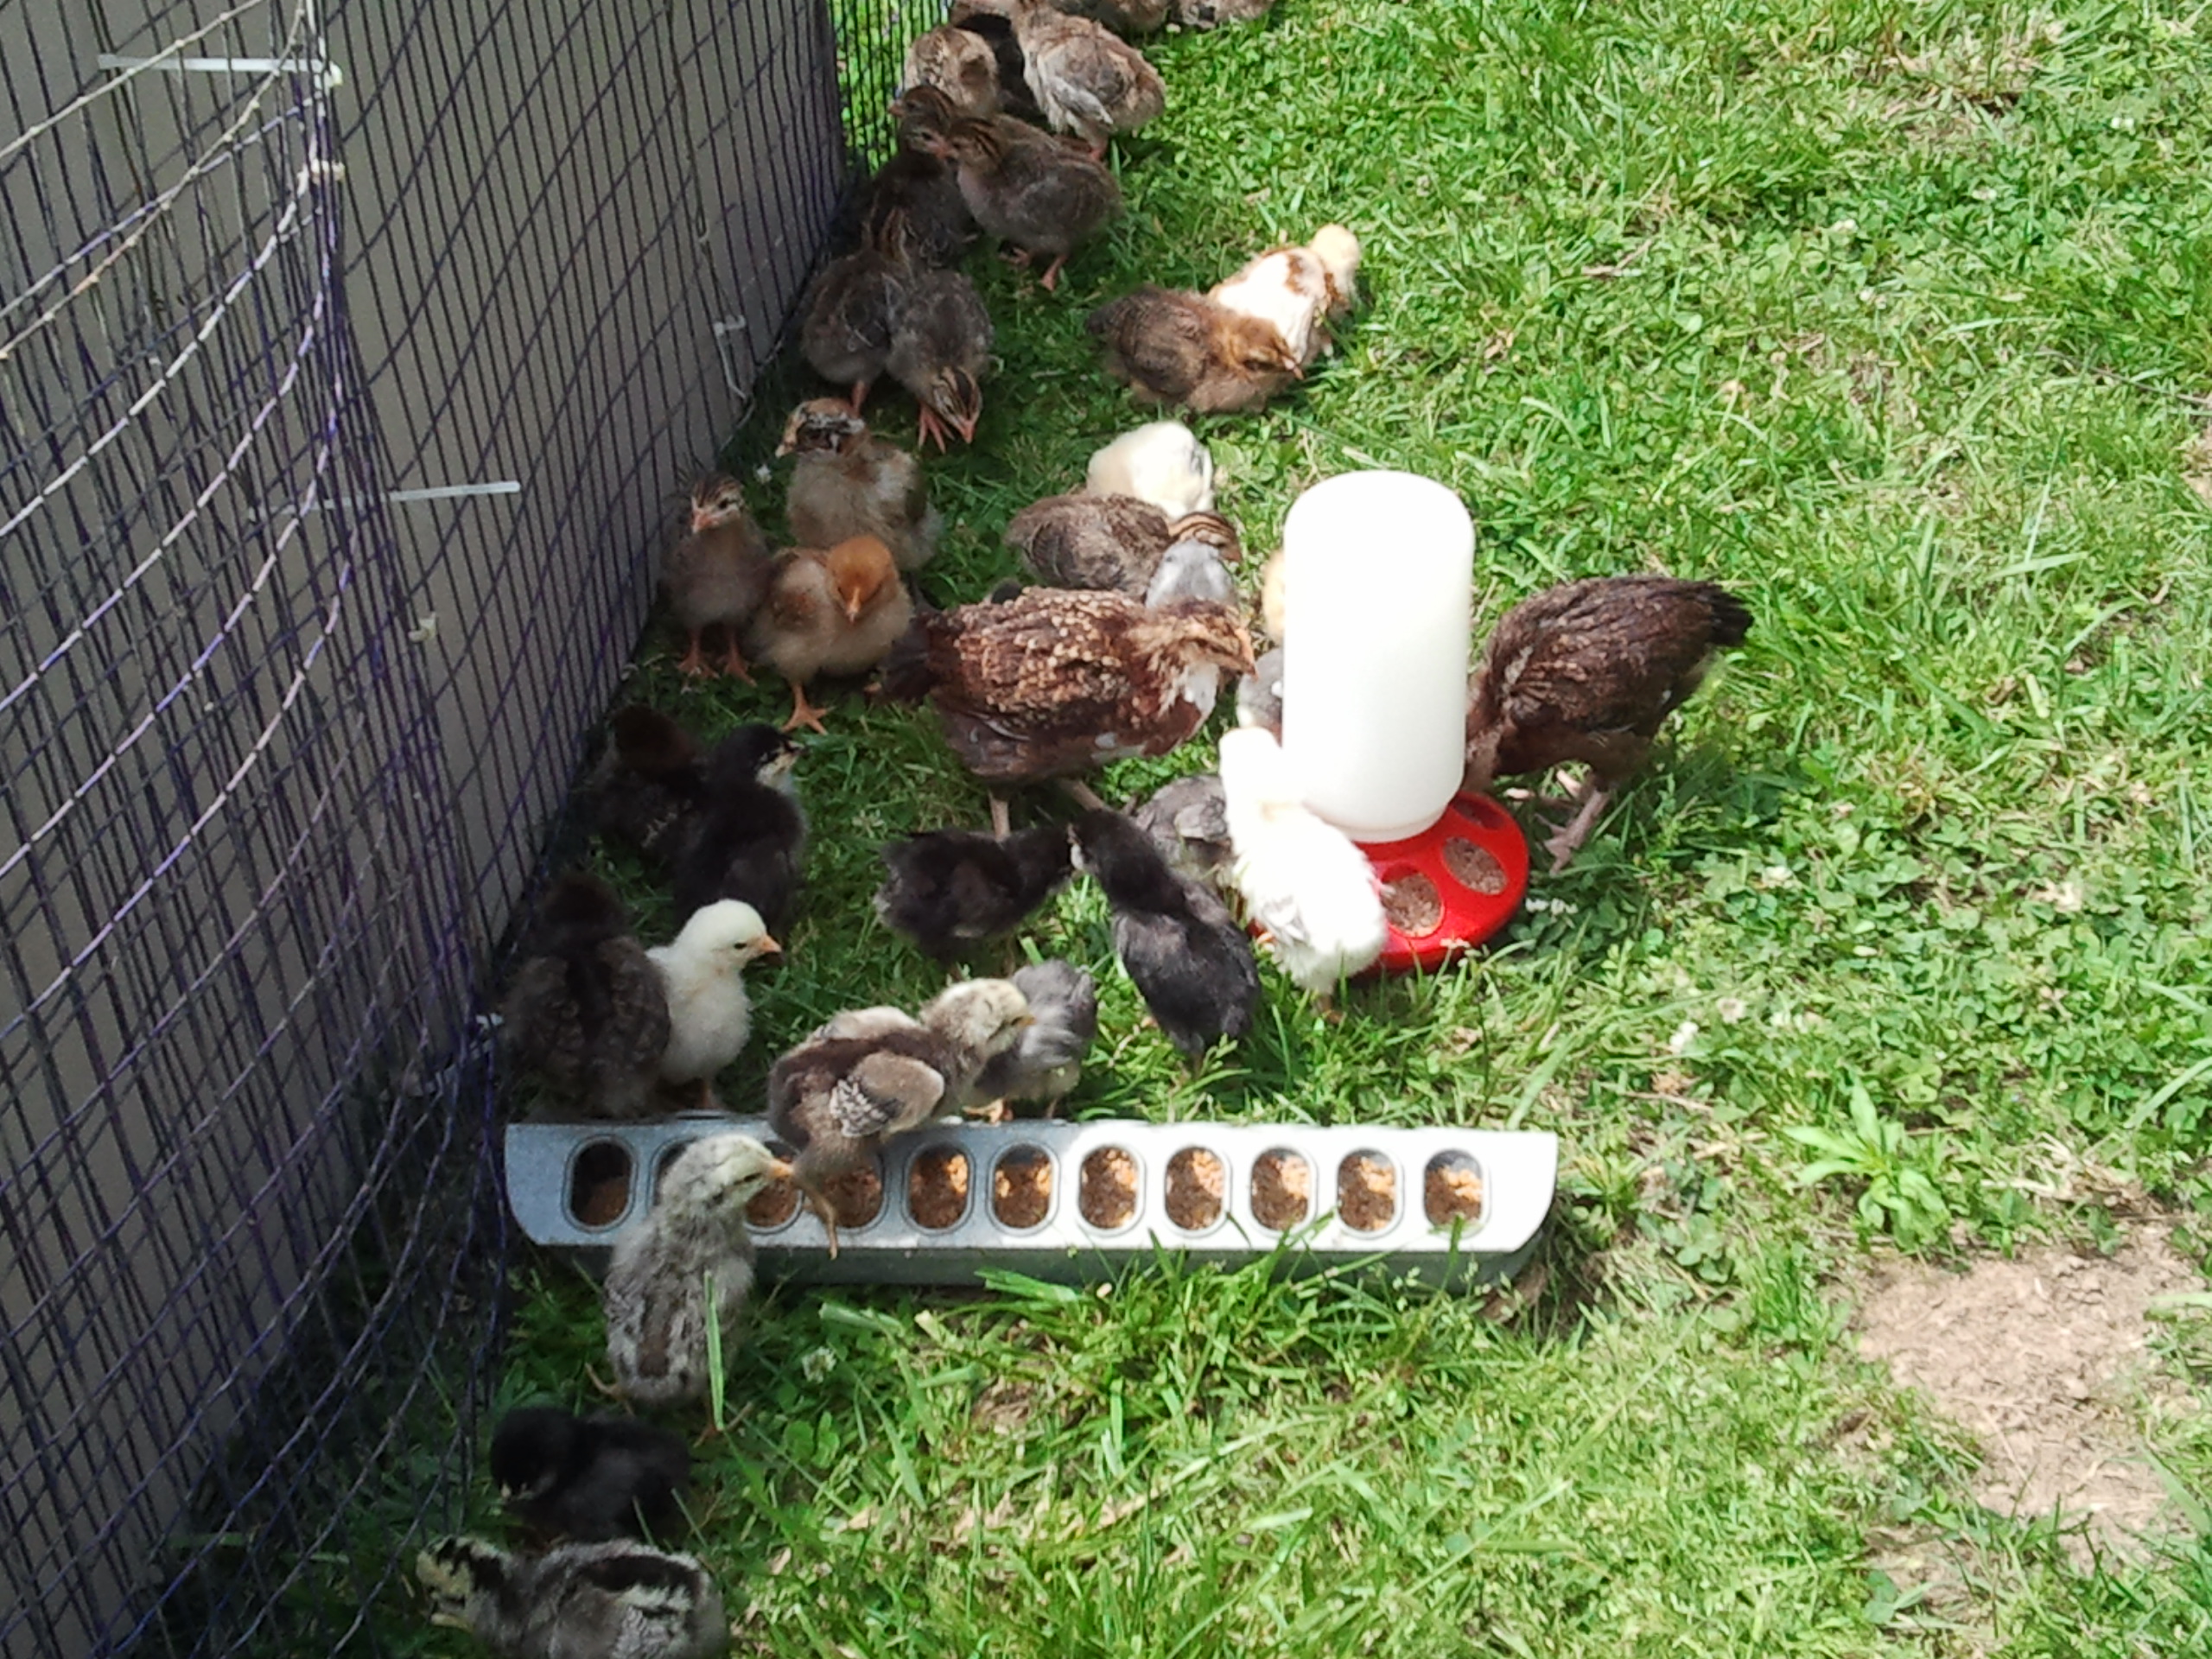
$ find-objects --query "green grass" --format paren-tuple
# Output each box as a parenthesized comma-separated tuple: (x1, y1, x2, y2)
(398, 0, 2212, 1652)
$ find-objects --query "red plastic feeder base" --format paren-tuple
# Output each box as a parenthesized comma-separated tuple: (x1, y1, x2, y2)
(1355, 793, 1530, 976)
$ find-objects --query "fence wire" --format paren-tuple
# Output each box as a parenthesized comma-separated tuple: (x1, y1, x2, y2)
(0, 0, 875, 1649)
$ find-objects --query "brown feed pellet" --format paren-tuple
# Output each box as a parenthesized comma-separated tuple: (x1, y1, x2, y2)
(907, 1147, 970, 1230)
(1080, 1147, 1138, 1229)
(1423, 1158, 1485, 1226)
(1336, 1153, 1397, 1232)
(1442, 836, 1508, 896)
(569, 1143, 631, 1228)
(991, 1147, 1053, 1229)
(1249, 1150, 1313, 1229)
(823, 1161, 884, 1229)
(1381, 870, 1443, 936)
(1165, 1147, 1225, 1230)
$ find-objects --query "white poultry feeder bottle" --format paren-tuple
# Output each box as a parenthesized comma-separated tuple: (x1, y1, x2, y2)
(505, 1116, 1558, 1290)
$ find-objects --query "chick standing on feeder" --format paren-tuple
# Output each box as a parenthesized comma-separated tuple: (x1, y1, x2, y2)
(1217, 726, 1388, 1008)
(747, 532, 912, 734)
(1070, 809, 1259, 1058)
(488, 1406, 690, 1544)
(1085, 419, 1215, 515)
(663, 474, 773, 680)
(776, 399, 942, 573)
(645, 899, 781, 1113)
(669, 725, 806, 934)
(768, 980, 1033, 1255)
(1462, 575, 1754, 871)
(957, 959, 1099, 1119)
(872, 823, 1074, 963)
(416, 1536, 726, 1659)
(500, 873, 671, 1121)
(601, 1133, 791, 1410)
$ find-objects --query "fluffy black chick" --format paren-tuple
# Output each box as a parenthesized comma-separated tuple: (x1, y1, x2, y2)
(1070, 809, 1259, 1057)
(669, 724, 807, 932)
(488, 1406, 690, 1543)
(575, 706, 707, 867)
(499, 873, 671, 1118)
(872, 824, 1073, 962)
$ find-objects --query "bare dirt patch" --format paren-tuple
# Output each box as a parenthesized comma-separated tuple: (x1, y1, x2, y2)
(1854, 1224, 2200, 1560)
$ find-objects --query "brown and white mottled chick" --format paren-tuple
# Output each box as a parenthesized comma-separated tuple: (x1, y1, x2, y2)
(767, 979, 1033, 1254)
(776, 399, 941, 573)
(861, 92, 979, 270)
(747, 534, 913, 734)
(922, 114, 1122, 290)
(1173, 0, 1273, 23)
(901, 22, 1001, 117)
(887, 264, 994, 450)
(1004, 492, 1238, 594)
(1001, 0, 1166, 156)
(1086, 287, 1302, 413)
(500, 873, 671, 1120)
(1463, 575, 1754, 871)
(798, 222, 907, 412)
(880, 588, 1255, 812)
(1049, 0, 1170, 35)
(663, 474, 773, 680)
(1209, 225, 1362, 368)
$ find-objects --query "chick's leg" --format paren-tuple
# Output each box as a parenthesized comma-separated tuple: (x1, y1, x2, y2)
(1038, 254, 1068, 292)
(1543, 778, 1617, 873)
(782, 681, 831, 735)
(915, 405, 949, 454)
(988, 794, 1012, 839)
(718, 632, 756, 684)
(800, 1184, 842, 1260)
(1059, 779, 1109, 812)
(677, 629, 711, 677)
(849, 379, 872, 415)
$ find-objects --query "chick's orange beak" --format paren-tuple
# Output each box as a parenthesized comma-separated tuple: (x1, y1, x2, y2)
(690, 508, 714, 533)
(758, 934, 783, 957)
(766, 1159, 795, 1183)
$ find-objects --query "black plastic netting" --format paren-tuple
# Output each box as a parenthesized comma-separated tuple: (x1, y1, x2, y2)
(1, 0, 895, 1650)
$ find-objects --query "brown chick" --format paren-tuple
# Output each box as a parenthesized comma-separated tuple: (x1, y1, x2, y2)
(776, 399, 942, 573)
(747, 534, 914, 734)
(575, 705, 705, 866)
(1004, 493, 1238, 594)
(1086, 286, 1302, 413)
(901, 22, 1001, 117)
(1463, 575, 1754, 871)
(880, 590, 1255, 824)
(1173, 0, 1273, 23)
(1003, 0, 1166, 156)
(863, 92, 980, 269)
(663, 474, 774, 679)
(1049, 0, 1169, 35)
(922, 114, 1122, 291)
(1209, 225, 1362, 367)
(798, 222, 907, 412)
(887, 264, 994, 450)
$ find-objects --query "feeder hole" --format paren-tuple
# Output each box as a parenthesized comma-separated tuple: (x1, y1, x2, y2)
(1079, 1147, 1139, 1230)
(1249, 1149, 1312, 1230)
(908, 1146, 971, 1230)
(1165, 1147, 1225, 1231)
(568, 1141, 632, 1229)
(745, 1140, 801, 1230)
(1423, 1152, 1485, 1228)
(823, 1160, 885, 1230)
(992, 1146, 1053, 1230)
(1442, 836, 1508, 896)
(1336, 1152, 1397, 1232)
(1380, 870, 1443, 937)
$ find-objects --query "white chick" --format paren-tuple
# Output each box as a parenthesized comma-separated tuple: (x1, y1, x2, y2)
(416, 1535, 726, 1659)
(1084, 419, 1215, 515)
(646, 899, 781, 1111)
(1209, 225, 1362, 368)
(602, 1133, 789, 1408)
(1142, 535, 1235, 608)
(1217, 726, 1388, 1005)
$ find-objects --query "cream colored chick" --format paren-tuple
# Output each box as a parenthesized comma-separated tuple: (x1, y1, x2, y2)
(1209, 226, 1361, 368)
(416, 1536, 727, 1659)
(1085, 420, 1214, 514)
(602, 1133, 790, 1409)
(646, 899, 781, 1112)
(747, 533, 914, 732)
(1217, 727, 1387, 1006)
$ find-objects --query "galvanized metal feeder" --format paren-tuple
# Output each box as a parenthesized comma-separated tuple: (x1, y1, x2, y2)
(505, 1116, 1558, 1290)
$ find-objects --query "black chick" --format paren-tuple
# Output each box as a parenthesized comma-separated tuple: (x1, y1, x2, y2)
(489, 1406, 690, 1543)
(872, 824, 1073, 962)
(668, 725, 807, 932)
(1070, 809, 1259, 1058)
(575, 706, 707, 867)
(499, 873, 671, 1118)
